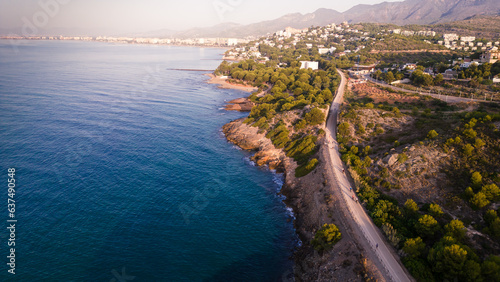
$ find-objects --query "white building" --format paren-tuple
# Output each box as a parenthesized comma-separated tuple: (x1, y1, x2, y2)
(300, 61, 319, 70)
(443, 33, 459, 41)
(461, 36, 476, 42)
(227, 38, 238, 46)
(318, 47, 337, 54)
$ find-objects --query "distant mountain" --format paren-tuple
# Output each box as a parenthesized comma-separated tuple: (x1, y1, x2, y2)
(344, 0, 499, 25)
(169, 0, 499, 38)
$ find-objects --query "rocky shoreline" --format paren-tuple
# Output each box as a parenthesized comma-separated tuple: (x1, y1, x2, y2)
(223, 118, 380, 281)
(209, 70, 380, 280)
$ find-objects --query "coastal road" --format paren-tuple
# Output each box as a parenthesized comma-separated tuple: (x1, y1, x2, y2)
(324, 70, 412, 282)
(364, 75, 492, 104)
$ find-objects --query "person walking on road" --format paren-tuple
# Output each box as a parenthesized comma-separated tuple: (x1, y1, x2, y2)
(376, 243, 379, 249)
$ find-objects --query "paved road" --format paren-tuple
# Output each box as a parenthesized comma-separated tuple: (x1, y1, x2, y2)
(324, 70, 412, 282)
(364, 75, 494, 104)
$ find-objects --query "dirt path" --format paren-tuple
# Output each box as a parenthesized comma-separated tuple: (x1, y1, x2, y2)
(324, 70, 413, 282)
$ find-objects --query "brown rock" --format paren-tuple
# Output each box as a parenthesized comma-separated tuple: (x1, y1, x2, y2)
(223, 119, 286, 169)
(224, 98, 255, 112)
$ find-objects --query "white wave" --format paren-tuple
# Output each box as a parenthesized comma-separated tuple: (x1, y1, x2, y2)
(243, 156, 256, 166)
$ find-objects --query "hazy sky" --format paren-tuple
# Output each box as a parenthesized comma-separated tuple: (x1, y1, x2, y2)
(0, 0, 401, 33)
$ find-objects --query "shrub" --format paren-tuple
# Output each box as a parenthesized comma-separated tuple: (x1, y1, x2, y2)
(403, 237, 426, 258)
(404, 199, 419, 214)
(481, 184, 500, 201)
(305, 108, 326, 126)
(398, 153, 408, 164)
(312, 223, 342, 251)
(252, 117, 267, 128)
(294, 119, 307, 130)
(382, 223, 400, 247)
(429, 203, 444, 217)
(356, 124, 366, 135)
(415, 214, 440, 238)
(286, 135, 317, 162)
(471, 172, 482, 188)
(295, 158, 319, 177)
(266, 123, 290, 148)
(463, 144, 474, 156)
(470, 192, 490, 209)
(444, 219, 466, 241)
(427, 130, 439, 139)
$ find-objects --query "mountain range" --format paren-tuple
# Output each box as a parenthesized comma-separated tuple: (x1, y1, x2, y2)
(166, 0, 500, 38)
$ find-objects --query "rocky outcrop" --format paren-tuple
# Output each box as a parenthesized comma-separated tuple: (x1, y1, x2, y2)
(222, 118, 287, 171)
(224, 98, 255, 112)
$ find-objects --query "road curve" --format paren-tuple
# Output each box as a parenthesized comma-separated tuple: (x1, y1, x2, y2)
(324, 70, 412, 282)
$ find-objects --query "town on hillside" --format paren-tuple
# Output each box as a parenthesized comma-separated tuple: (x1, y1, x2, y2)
(222, 22, 499, 101)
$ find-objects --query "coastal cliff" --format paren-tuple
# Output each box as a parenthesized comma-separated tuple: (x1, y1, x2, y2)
(223, 118, 381, 281)
(222, 119, 288, 171)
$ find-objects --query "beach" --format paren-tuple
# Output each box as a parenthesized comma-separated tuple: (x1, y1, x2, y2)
(205, 73, 257, 92)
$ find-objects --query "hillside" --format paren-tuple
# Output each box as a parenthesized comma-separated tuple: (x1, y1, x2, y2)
(338, 82, 500, 281)
(430, 15, 500, 39)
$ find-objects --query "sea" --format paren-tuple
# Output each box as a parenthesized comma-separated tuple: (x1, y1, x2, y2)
(0, 40, 297, 281)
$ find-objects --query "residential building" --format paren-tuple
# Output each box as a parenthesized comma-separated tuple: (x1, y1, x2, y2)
(481, 49, 499, 63)
(461, 36, 475, 42)
(300, 61, 319, 70)
(443, 33, 459, 41)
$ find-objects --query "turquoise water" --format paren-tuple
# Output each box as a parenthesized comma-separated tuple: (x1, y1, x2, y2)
(0, 40, 296, 281)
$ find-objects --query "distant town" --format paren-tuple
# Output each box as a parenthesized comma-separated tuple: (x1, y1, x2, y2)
(0, 34, 247, 47)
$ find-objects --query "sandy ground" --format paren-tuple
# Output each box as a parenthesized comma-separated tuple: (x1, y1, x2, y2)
(204, 73, 257, 93)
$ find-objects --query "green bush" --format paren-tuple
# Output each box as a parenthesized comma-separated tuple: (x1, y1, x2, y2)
(470, 192, 490, 210)
(481, 184, 500, 201)
(286, 135, 317, 163)
(312, 223, 342, 251)
(403, 237, 426, 258)
(295, 158, 319, 177)
(427, 130, 439, 139)
(294, 119, 307, 130)
(398, 153, 408, 164)
(305, 108, 326, 126)
(415, 214, 440, 238)
(266, 123, 290, 148)
(429, 203, 444, 217)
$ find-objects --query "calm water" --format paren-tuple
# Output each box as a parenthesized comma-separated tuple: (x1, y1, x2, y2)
(0, 40, 296, 281)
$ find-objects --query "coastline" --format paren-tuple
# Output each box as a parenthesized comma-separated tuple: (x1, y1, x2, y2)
(222, 117, 380, 280)
(218, 96, 380, 280)
(204, 73, 257, 93)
